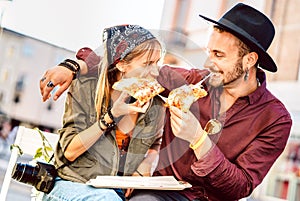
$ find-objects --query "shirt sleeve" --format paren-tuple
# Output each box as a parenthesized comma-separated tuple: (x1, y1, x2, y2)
(58, 76, 98, 151)
(157, 65, 209, 96)
(76, 47, 101, 77)
(190, 114, 292, 199)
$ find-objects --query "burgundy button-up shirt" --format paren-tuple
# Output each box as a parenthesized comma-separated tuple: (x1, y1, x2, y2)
(155, 66, 292, 201)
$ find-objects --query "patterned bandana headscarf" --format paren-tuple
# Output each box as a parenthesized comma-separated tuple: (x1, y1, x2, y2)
(102, 24, 155, 66)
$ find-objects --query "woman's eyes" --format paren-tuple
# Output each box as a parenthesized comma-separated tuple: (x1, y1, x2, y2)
(143, 62, 156, 66)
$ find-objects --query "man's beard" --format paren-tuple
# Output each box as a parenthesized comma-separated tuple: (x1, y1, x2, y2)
(209, 57, 244, 87)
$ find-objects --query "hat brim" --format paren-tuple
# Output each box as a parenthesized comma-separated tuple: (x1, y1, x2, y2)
(199, 14, 277, 72)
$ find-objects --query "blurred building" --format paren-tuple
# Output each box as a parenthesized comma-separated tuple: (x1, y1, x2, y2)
(0, 28, 74, 131)
(160, 0, 300, 81)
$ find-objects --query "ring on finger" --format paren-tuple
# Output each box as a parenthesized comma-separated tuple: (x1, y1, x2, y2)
(47, 81, 55, 88)
(40, 77, 46, 82)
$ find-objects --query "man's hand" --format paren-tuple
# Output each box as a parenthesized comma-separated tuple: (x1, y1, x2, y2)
(170, 106, 213, 158)
(39, 66, 73, 102)
(169, 106, 202, 143)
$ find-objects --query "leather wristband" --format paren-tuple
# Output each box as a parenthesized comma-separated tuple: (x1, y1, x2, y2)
(58, 59, 81, 79)
(189, 130, 208, 150)
(65, 59, 80, 71)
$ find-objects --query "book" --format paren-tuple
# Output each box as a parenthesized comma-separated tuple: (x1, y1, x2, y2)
(86, 175, 192, 190)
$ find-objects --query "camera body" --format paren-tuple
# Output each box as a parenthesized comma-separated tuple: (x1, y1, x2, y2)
(11, 161, 57, 193)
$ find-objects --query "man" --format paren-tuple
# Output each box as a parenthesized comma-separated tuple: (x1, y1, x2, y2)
(40, 3, 292, 201)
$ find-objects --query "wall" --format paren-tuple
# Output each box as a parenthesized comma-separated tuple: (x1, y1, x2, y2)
(0, 28, 74, 130)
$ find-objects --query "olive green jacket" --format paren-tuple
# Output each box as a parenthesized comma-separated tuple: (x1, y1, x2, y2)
(54, 76, 165, 183)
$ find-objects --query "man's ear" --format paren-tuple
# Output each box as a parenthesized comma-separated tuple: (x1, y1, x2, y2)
(244, 52, 258, 68)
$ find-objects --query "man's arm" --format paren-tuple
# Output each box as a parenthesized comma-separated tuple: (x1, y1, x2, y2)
(40, 47, 100, 102)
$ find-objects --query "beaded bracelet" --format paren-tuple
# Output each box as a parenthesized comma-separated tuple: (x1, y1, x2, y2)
(189, 130, 208, 150)
(100, 112, 116, 129)
(107, 107, 115, 122)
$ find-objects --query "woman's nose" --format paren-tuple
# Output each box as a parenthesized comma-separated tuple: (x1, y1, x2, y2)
(150, 65, 159, 77)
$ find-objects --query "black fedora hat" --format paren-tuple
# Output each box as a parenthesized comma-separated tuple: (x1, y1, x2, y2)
(199, 3, 277, 72)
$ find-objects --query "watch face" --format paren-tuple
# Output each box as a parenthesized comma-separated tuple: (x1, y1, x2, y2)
(204, 119, 222, 135)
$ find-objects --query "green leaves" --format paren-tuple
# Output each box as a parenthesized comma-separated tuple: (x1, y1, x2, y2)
(33, 128, 55, 163)
(10, 144, 23, 155)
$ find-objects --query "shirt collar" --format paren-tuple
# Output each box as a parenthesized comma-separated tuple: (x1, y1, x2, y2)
(206, 69, 267, 105)
(247, 69, 266, 105)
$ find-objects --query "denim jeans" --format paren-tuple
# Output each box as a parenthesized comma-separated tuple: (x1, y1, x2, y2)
(42, 177, 125, 201)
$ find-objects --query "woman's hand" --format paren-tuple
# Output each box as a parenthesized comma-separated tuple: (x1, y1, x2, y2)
(111, 92, 150, 118)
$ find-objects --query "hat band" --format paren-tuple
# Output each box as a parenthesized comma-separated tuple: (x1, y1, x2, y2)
(218, 18, 265, 51)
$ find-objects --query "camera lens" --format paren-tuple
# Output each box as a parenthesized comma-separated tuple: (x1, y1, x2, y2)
(11, 161, 57, 193)
(11, 162, 39, 186)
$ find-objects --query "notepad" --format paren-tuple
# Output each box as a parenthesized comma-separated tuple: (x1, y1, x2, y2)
(86, 176, 192, 190)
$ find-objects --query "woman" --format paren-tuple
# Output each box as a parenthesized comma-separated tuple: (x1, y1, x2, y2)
(42, 24, 166, 201)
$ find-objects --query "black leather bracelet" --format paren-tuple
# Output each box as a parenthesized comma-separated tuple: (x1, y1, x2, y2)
(58, 61, 78, 80)
(58, 62, 76, 71)
(107, 107, 115, 122)
(65, 59, 80, 71)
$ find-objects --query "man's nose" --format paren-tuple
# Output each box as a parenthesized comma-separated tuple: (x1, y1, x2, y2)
(204, 57, 214, 69)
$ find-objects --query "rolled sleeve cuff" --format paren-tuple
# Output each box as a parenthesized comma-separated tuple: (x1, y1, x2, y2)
(76, 47, 101, 77)
(77, 122, 102, 145)
(191, 145, 225, 176)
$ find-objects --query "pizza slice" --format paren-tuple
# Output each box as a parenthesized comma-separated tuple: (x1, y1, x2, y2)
(164, 84, 207, 112)
(112, 77, 165, 104)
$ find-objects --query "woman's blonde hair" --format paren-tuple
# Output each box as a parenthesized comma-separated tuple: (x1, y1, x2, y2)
(95, 38, 163, 120)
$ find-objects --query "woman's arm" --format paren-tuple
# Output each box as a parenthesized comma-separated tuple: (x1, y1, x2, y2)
(58, 77, 103, 161)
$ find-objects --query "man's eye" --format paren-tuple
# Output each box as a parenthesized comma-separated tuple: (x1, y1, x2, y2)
(215, 52, 223, 58)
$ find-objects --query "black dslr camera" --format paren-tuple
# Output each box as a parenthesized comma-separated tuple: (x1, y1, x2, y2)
(11, 161, 57, 193)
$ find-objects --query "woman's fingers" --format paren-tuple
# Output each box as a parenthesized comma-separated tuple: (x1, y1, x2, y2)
(128, 101, 150, 113)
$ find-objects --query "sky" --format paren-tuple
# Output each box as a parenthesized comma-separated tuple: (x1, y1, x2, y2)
(0, 0, 165, 51)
